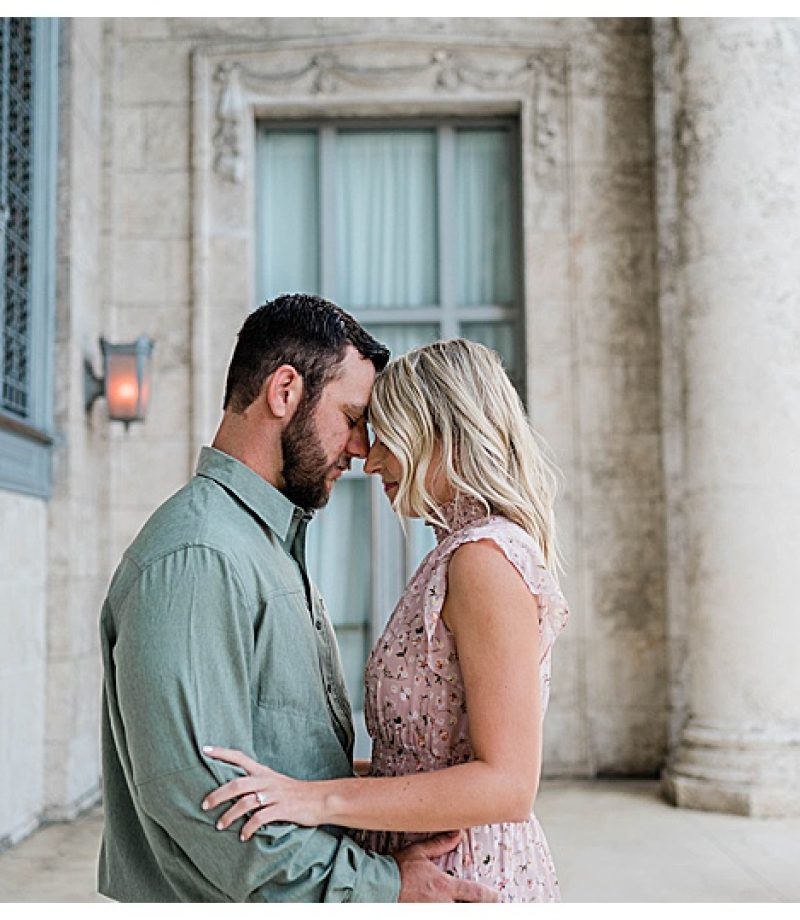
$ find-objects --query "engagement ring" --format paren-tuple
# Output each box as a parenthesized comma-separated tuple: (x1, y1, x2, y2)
(255, 792, 268, 806)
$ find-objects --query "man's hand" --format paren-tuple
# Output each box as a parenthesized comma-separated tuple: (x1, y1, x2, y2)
(393, 831, 500, 902)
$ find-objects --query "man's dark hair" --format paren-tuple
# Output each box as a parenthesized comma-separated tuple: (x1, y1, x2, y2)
(223, 293, 390, 413)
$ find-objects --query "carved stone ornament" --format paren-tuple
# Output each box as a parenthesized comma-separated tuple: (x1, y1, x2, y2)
(214, 61, 245, 183)
(212, 47, 566, 184)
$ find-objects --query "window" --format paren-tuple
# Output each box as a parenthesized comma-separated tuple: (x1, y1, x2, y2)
(255, 119, 522, 754)
(0, 18, 59, 498)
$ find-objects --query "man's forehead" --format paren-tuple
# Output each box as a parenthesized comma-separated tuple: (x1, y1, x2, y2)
(332, 347, 376, 391)
(317, 351, 374, 413)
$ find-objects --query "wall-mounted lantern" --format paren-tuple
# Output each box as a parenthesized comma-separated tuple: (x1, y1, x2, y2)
(84, 336, 155, 429)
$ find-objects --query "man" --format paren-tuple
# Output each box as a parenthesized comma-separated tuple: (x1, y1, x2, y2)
(98, 294, 496, 903)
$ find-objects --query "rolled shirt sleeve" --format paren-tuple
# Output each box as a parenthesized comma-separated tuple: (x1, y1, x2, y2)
(108, 545, 400, 902)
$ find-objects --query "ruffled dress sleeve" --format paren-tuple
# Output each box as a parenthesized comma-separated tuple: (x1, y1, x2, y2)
(420, 517, 569, 675)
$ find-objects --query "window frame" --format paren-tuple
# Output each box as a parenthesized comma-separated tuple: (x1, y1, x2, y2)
(0, 17, 59, 498)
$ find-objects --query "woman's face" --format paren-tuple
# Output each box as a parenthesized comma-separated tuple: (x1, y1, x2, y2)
(363, 436, 403, 504)
(364, 435, 453, 512)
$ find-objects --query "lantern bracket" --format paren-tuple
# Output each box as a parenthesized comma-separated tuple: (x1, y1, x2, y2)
(84, 357, 105, 412)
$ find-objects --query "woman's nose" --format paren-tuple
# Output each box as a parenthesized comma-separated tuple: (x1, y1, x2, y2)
(364, 441, 382, 474)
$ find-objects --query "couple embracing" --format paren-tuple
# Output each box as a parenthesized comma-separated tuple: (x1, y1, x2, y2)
(98, 293, 568, 903)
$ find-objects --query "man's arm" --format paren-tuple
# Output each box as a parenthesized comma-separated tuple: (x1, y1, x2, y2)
(112, 544, 399, 902)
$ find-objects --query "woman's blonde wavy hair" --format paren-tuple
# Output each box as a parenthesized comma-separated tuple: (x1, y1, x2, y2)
(369, 338, 563, 573)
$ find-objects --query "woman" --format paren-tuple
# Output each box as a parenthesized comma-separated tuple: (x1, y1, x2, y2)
(202, 339, 569, 902)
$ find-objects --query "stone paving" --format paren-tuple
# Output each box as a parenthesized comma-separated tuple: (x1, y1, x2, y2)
(1, 779, 799, 902)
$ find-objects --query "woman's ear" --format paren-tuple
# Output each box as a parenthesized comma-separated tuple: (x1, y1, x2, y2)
(265, 364, 304, 420)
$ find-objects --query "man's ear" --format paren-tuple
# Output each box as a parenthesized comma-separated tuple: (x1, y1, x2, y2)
(265, 364, 304, 420)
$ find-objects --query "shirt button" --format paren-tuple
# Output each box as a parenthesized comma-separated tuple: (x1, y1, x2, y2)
(315, 620, 323, 630)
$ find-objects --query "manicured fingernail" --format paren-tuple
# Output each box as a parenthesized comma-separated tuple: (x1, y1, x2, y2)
(240, 833, 246, 841)
(216, 821, 223, 830)
(201, 801, 209, 810)
(202, 745, 213, 753)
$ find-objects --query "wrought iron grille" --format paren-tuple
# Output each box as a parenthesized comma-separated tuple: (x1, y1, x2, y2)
(0, 17, 33, 418)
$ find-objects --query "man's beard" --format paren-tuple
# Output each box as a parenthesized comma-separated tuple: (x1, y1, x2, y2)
(281, 398, 332, 511)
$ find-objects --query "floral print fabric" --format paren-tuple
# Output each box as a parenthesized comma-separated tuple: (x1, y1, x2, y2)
(356, 498, 569, 902)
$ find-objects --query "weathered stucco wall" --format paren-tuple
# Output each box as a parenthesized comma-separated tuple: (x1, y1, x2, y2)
(0, 17, 110, 848)
(564, 20, 666, 774)
(45, 17, 110, 821)
(0, 492, 47, 846)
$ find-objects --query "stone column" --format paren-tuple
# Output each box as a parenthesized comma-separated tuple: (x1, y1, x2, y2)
(661, 18, 800, 816)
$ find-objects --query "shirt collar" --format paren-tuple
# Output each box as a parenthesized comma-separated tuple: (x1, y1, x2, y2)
(195, 446, 313, 543)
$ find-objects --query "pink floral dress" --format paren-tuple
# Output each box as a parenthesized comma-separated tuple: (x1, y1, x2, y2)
(355, 497, 569, 902)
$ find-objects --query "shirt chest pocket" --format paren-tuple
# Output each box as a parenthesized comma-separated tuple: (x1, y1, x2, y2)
(253, 588, 324, 713)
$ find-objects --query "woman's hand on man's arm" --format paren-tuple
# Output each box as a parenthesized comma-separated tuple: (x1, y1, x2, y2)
(201, 746, 326, 837)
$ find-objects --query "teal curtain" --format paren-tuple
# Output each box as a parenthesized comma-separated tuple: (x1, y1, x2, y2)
(255, 130, 319, 300)
(336, 131, 438, 308)
(455, 129, 514, 306)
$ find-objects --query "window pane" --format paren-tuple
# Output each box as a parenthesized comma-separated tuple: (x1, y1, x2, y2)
(365, 322, 439, 359)
(306, 477, 370, 710)
(255, 130, 319, 300)
(336, 131, 437, 308)
(334, 627, 369, 713)
(407, 516, 437, 576)
(461, 321, 518, 383)
(1, 18, 34, 418)
(455, 129, 513, 306)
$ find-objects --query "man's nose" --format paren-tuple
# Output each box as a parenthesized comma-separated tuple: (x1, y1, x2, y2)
(347, 418, 370, 459)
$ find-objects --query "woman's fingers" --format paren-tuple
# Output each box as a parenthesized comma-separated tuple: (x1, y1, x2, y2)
(214, 792, 272, 830)
(202, 774, 262, 811)
(201, 746, 273, 812)
(202, 745, 258, 772)
(199, 747, 296, 835)
(240, 805, 287, 840)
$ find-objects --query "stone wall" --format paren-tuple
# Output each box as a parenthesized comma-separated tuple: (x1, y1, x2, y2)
(558, 19, 666, 774)
(106, 17, 197, 570)
(0, 17, 112, 848)
(44, 17, 110, 821)
(0, 493, 47, 846)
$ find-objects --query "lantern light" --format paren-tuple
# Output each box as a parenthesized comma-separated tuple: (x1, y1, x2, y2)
(84, 336, 155, 429)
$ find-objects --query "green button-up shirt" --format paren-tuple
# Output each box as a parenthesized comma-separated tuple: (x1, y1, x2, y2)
(98, 446, 400, 902)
